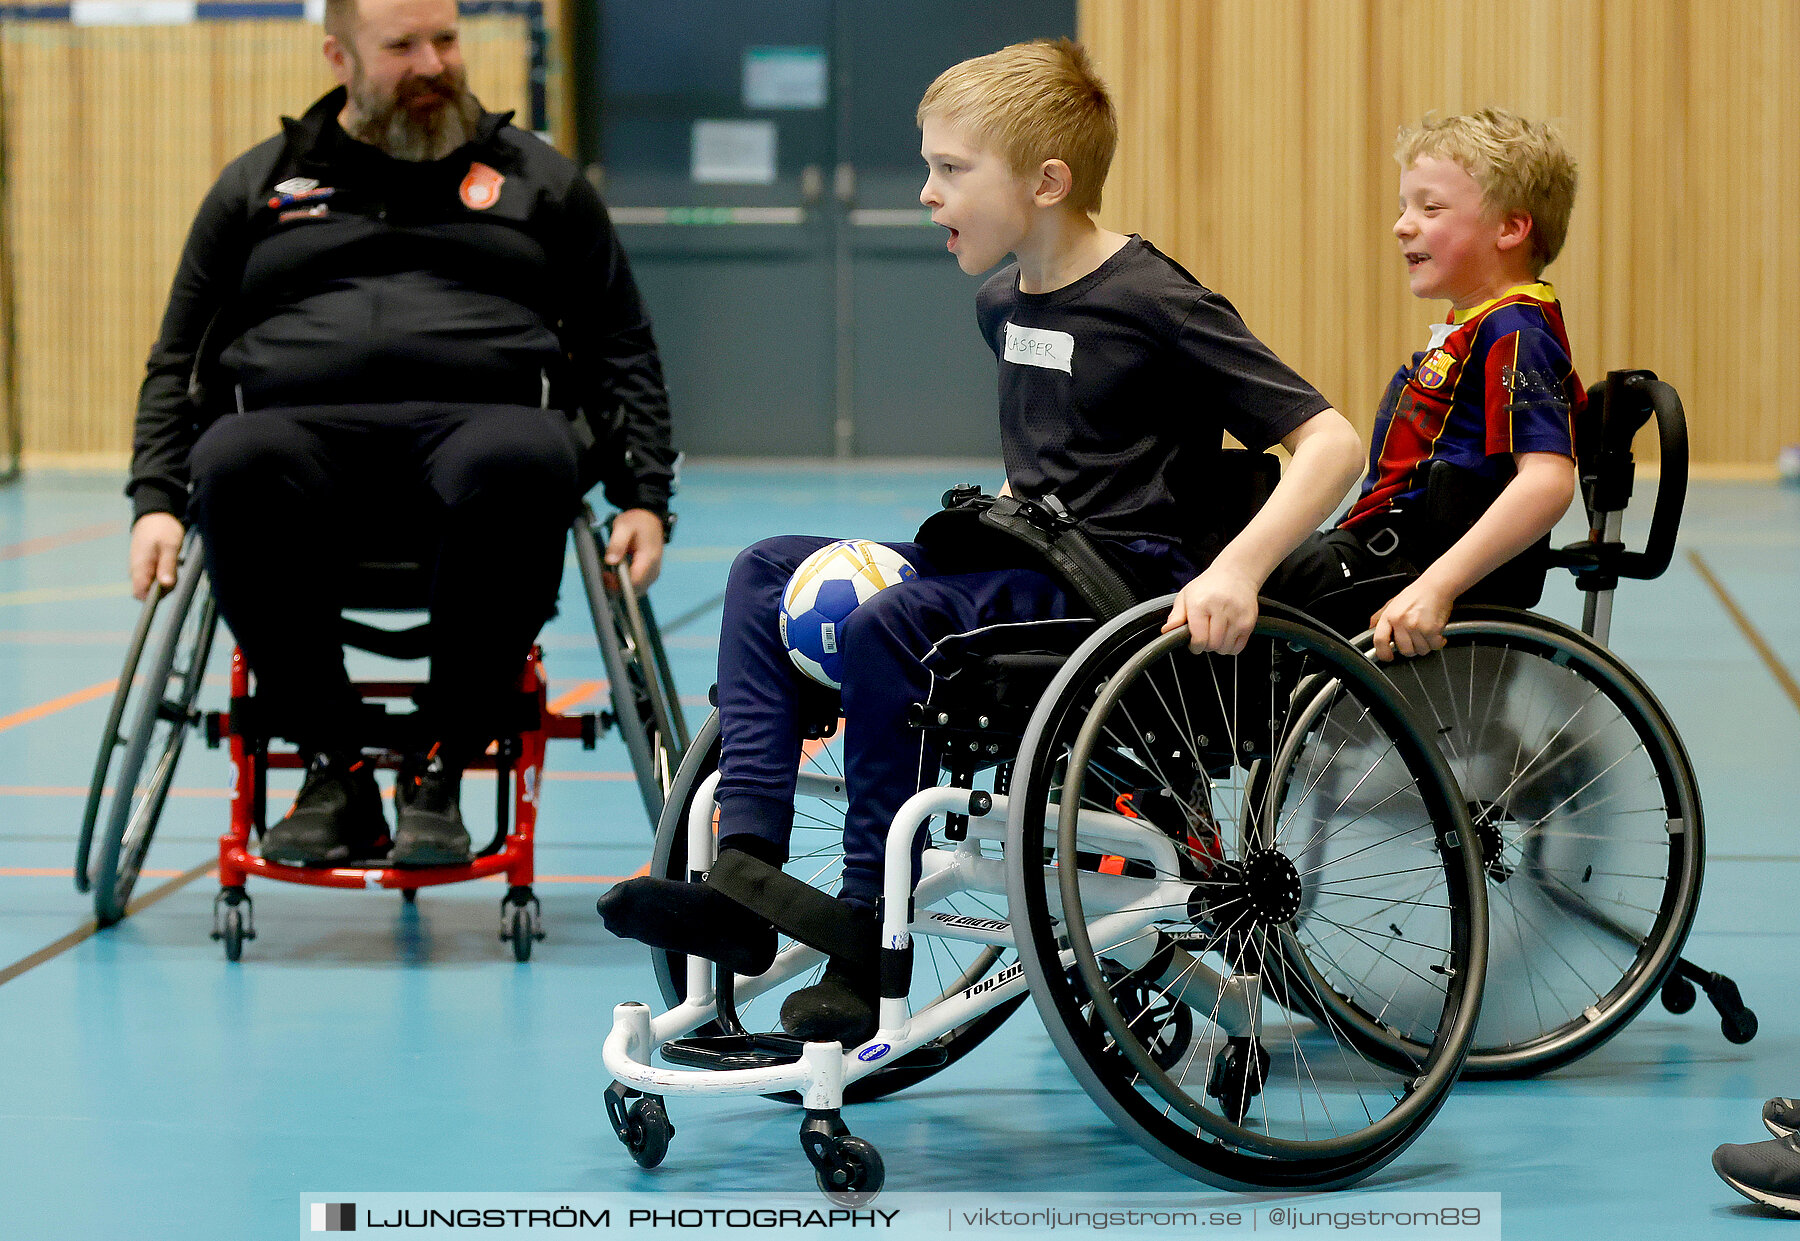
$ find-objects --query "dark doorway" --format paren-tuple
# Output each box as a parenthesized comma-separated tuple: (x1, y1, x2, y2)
(577, 0, 1077, 458)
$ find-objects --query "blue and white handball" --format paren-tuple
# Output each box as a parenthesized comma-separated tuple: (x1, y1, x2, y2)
(779, 540, 918, 688)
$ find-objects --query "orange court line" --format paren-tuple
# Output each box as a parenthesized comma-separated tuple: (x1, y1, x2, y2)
(0, 866, 627, 883)
(0, 866, 190, 878)
(0, 771, 636, 798)
(0, 520, 125, 562)
(532, 874, 630, 884)
(461, 770, 633, 782)
(547, 679, 607, 713)
(0, 785, 229, 798)
(0, 679, 117, 735)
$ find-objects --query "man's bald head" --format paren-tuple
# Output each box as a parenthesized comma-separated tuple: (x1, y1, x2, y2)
(323, 0, 481, 161)
(323, 0, 357, 42)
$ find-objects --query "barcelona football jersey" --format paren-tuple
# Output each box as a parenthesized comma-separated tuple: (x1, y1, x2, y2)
(1342, 282, 1582, 530)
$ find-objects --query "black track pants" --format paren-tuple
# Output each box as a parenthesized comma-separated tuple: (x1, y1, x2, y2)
(189, 402, 581, 756)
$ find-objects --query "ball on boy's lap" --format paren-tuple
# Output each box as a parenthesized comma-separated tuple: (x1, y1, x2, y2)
(779, 540, 917, 688)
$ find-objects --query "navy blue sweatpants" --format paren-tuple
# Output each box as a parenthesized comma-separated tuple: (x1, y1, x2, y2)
(712, 534, 1200, 908)
(711, 536, 1077, 908)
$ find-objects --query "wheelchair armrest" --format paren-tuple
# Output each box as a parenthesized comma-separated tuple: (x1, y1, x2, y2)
(1567, 369, 1689, 584)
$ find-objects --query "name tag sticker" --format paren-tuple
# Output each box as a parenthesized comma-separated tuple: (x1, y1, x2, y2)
(1002, 323, 1074, 374)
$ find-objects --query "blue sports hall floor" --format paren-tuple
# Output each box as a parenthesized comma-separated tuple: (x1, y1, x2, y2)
(1, 463, 1797, 1239)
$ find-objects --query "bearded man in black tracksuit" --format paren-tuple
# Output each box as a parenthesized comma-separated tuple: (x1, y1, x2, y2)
(125, 0, 676, 868)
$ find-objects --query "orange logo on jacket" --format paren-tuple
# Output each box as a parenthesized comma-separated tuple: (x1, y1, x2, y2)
(460, 162, 505, 210)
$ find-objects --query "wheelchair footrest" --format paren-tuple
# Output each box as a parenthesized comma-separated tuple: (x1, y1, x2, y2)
(660, 1032, 807, 1070)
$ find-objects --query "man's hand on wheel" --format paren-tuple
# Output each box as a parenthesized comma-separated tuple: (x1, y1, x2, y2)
(606, 508, 666, 591)
(128, 513, 185, 601)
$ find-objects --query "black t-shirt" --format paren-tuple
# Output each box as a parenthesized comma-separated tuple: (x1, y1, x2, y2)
(976, 236, 1330, 559)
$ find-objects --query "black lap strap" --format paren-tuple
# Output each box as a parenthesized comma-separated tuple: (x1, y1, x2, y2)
(704, 849, 874, 970)
(914, 491, 1141, 620)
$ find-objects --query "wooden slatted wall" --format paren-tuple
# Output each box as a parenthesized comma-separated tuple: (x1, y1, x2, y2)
(1080, 0, 1800, 472)
(1, 10, 536, 464)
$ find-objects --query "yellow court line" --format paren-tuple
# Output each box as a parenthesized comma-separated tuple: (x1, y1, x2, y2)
(0, 859, 217, 988)
(1688, 550, 1800, 717)
(0, 679, 117, 734)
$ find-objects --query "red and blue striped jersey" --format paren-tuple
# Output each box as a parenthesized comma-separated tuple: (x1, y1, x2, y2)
(1342, 283, 1582, 530)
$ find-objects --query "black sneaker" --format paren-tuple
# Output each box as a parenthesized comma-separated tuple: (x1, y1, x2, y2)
(1715, 1133, 1800, 1215)
(392, 748, 472, 866)
(262, 752, 390, 866)
(1767, 1098, 1800, 1139)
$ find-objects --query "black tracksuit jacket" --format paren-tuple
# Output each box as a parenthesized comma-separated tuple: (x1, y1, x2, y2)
(128, 87, 676, 523)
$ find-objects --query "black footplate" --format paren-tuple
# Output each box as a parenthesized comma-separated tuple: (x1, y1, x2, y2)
(660, 1032, 953, 1073)
(661, 1032, 808, 1070)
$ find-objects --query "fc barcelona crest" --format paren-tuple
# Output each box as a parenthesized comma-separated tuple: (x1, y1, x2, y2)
(1416, 349, 1454, 389)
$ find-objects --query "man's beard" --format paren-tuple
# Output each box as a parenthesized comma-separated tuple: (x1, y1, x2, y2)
(347, 62, 485, 161)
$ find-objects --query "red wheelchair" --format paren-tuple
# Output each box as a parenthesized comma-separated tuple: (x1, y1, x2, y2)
(75, 504, 689, 961)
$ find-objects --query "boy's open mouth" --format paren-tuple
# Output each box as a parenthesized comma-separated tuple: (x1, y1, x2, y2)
(1405, 252, 1429, 267)
(944, 227, 960, 250)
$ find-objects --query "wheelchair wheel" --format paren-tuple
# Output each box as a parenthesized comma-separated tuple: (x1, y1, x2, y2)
(573, 512, 688, 829)
(649, 709, 1025, 1102)
(86, 536, 219, 927)
(75, 563, 172, 894)
(1007, 599, 1487, 1191)
(1355, 608, 1704, 1077)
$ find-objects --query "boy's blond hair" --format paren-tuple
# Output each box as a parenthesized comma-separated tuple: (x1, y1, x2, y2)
(1397, 108, 1578, 272)
(916, 39, 1116, 216)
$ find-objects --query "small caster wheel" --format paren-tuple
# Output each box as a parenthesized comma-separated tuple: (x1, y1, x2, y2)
(812, 1135, 884, 1204)
(499, 887, 545, 961)
(509, 905, 534, 962)
(221, 907, 247, 962)
(1697, 973, 1758, 1045)
(1661, 973, 1696, 1014)
(401, 888, 417, 905)
(1082, 963, 1194, 1072)
(1206, 1036, 1270, 1124)
(624, 1096, 673, 1168)
(210, 888, 255, 962)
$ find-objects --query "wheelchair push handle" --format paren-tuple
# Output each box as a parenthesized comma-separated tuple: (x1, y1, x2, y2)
(1549, 368, 1689, 585)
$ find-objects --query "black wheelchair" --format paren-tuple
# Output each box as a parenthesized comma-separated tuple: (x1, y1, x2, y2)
(1326, 368, 1753, 1076)
(602, 370, 1748, 1198)
(73, 503, 688, 959)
